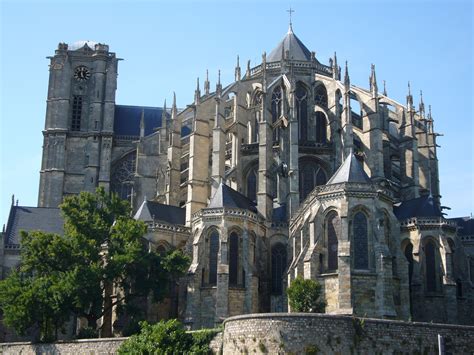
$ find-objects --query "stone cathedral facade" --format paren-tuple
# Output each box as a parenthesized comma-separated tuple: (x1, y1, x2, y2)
(2, 25, 474, 334)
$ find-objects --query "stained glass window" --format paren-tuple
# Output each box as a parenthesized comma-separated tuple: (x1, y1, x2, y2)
(111, 153, 136, 201)
(209, 231, 219, 286)
(315, 112, 327, 143)
(296, 84, 308, 141)
(314, 85, 328, 107)
(271, 243, 287, 294)
(229, 232, 239, 286)
(327, 212, 340, 271)
(353, 212, 369, 269)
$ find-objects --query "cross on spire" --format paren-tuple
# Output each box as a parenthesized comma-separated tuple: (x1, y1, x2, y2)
(287, 7, 295, 31)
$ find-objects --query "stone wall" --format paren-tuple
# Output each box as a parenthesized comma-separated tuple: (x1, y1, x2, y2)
(0, 337, 126, 355)
(222, 313, 474, 354)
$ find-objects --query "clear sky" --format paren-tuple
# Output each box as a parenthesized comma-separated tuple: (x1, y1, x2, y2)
(1, 0, 473, 226)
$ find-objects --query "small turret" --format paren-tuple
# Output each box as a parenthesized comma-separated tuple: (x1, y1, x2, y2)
(369, 64, 378, 98)
(194, 77, 201, 105)
(235, 55, 241, 82)
(204, 70, 210, 96)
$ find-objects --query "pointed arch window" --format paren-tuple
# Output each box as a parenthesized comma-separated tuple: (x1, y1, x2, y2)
(271, 86, 283, 143)
(209, 230, 219, 286)
(425, 240, 437, 292)
(353, 212, 369, 269)
(327, 212, 340, 271)
(111, 153, 136, 202)
(271, 243, 287, 295)
(229, 232, 239, 286)
(296, 83, 308, 141)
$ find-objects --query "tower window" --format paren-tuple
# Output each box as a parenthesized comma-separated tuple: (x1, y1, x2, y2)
(71, 95, 83, 131)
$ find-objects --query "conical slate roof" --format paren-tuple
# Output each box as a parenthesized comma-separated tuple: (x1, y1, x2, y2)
(267, 25, 312, 62)
(208, 182, 257, 213)
(134, 199, 185, 225)
(326, 153, 371, 185)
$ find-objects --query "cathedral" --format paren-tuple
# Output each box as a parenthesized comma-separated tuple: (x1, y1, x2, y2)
(2, 23, 474, 335)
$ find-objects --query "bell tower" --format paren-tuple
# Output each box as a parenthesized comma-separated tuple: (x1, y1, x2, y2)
(38, 41, 119, 207)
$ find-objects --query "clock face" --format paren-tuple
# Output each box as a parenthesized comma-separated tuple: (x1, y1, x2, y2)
(74, 66, 91, 82)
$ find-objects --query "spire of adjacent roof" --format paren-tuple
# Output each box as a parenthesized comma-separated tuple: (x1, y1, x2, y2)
(326, 152, 371, 185)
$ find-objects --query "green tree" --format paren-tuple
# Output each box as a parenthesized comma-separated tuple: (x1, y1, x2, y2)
(286, 276, 326, 313)
(0, 188, 190, 341)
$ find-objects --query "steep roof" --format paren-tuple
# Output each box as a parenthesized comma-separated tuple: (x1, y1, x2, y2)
(393, 195, 443, 220)
(134, 200, 186, 225)
(208, 183, 257, 213)
(449, 217, 474, 237)
(326, 153, 371, 185)
(267, 26, 312, 62)
(114, 105, 165, 137)
(4, 206, 63, 245)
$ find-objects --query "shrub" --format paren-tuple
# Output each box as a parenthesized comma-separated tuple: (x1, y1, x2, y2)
(118, 319, 191, 354)
(190, 328, 221, 354)
(286, 276, 326, 313)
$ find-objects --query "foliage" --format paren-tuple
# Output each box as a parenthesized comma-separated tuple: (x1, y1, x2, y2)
(0, 188, 190, 341)
(118, 320, 220, 355)
(286, 276, 326, 313)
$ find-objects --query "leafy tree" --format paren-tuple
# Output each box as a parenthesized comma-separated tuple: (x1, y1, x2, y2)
(0, 188, 190, 341)
(118, 320, 220, 355)
(286, 276, 326, 313)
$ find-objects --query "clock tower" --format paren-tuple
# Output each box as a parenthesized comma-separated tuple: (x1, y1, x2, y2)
(38, 41, 119, 207)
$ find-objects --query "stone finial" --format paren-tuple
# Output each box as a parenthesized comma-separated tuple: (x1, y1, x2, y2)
(140, 108, 145, 138)
(11, 194, 14, 206)
(370, 64, 378, 98)
(383, 80, 387, 96)
(194, 77, 201, 105)
(216, 70, 222, 98)
(204, 70, 210, 96)
(406, 81, 414, 110)
(172, 92, 177, 119)
(246, 60, 251, 78)
(419, 90, 425, 117)
(235, 55, 241, 82)
(344, 61, 350, 89)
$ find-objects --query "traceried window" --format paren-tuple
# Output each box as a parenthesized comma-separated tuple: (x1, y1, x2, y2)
(425, 240, 437, 292)
(353, 212, 369, 269)
(71, 95, 83, 131)
(271, 86, 283, 143)
(208, 230, 219, 286)
(111, 153, 136, 201)
(229, 232, 239, 286)
(299, 163, 327, 201)
(327, 212, 340, 271)
(314, 85, 328, 107)
(271, 243, 287, 295)
(296, 83, 308, 141)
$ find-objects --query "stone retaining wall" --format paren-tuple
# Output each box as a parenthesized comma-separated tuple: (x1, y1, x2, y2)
(222, 313, 474, 354)
(0, 337, 126, 355)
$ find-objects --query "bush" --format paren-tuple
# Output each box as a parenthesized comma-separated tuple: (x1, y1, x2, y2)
(286, 276, 326, 313)
(118, 319, 220, 355)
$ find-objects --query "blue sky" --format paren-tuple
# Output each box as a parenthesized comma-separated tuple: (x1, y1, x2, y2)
(1, 0, 472, 226)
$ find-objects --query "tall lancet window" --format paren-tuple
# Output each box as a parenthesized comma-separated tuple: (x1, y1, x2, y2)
(327, 212, 340, 271)
(271, 86, 283, 143)
(296, 83, 308, 141)
(315, 112, 327, 143)
(229, 232, 240, 286)
(208, 230, 219, 286)
(314, 84, 328, 108)
(271, 243, 287, 295)
(71, 95, 83, 131)
(353, 212, 369, 269)
(425, 240, 438, 292)
(246, 167, 258, 202)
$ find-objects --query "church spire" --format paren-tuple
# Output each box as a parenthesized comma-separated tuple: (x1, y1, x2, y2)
(369, 64, 378, 98)
(204, 70, 210, 96)
(194, 77, 201, 105)
(235, 55, 241, 82)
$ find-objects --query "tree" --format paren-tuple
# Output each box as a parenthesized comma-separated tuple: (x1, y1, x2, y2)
(286, 276, 326, 313)
(0, 188, 190, 341)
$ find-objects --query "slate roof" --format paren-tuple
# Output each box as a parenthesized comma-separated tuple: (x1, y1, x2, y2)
(4, 206, 63, 245)
(134, 200, 186, 225)
(208, 183, 258, 213)
(393, 195, 443, 220)
(449, 217, 474, 236)
(267, 26, 312, 62)
(326, 153, 371, 185)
